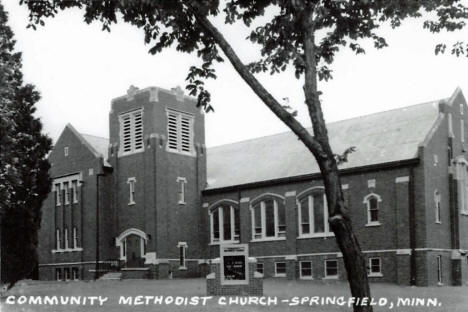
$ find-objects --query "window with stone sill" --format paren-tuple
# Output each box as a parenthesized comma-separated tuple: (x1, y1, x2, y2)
(325, 259, 338, 278)
(210, 202, 240, 243)
(275, 262, 286, 277)
(250, 195, 286, 241)
(256, 263, 264, 275)
(368, 257, 382, 277)
(297, 188, 332, 238)
(300, 261, 313, 279)
(363, 193, 382, 226)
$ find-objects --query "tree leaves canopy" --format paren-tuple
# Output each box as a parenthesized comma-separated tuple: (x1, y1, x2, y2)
(21, 0, 467, 111)
(0, 2, 52, 286)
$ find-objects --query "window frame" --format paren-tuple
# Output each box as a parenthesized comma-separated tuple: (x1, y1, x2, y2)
(368, 257, 383, 277)
(457, 159, 468, 215)
(72, 267, 79, 280)
(56, 228, 61, 250)
(177, 177, 187, 205)
(64, 228, 69, 249)
(55, 268, 62, 281)
(297, 187, 333, 238)
(436, 255, 443, 285)
(250, 194, 286, 242)
(274, 262, 286, 277)
(209, 200, 240, 244)
(71, 180, 78, 203)
(177, 242, 187, 270)
(299, 261, 313, 279)
(73, 227, 78, 249)
(55, 183, 61, 206)
(166, 109, 195, 156)
(64, 182, 70, 205)
(363, 193, 382, 226)
(127, 177, 136, 205)
(324, 259, 338, 279)
(256, 263, 264, 275)
(64, 146, 69, 156)
(434, 190, 442, 224)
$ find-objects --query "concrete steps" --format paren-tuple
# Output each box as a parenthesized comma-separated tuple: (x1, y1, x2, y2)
(99, 272, 122, 280)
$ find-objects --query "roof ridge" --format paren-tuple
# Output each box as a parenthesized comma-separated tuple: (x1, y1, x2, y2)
(208, 99, 444, 150)
(80, 132, 109, 140)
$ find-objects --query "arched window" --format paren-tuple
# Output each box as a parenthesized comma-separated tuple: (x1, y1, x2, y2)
(250, 194, 285, 240)
(434, 190, 441, 224)
(363, 193, 382, 226)
(209, 200, 240, 243)
(297, 188, 332, 237)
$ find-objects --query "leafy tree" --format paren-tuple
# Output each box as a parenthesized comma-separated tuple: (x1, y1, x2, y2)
(21, 0, 467, 310)
(0, 2, 51, 288)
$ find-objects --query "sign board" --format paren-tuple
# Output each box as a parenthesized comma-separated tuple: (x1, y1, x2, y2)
(220, 244, 249, 285)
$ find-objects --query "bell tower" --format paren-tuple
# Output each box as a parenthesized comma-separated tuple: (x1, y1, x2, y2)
(108, 85, 206, 276)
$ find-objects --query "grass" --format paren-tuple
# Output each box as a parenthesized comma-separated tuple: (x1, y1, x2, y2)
(1, 278, 467, 312)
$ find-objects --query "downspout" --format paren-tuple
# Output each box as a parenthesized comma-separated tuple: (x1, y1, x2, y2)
(409, 167, 416, 285)
(95, 172, 105, 280)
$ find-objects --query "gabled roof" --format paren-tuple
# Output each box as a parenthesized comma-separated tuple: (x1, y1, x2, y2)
(206, 99, 444, 190)
(65, 124, 110, 167)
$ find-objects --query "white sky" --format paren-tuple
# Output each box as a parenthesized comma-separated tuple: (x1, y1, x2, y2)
(4, 2, 468, 147)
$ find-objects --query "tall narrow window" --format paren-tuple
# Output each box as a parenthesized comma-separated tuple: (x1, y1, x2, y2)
(298, 189, 332, 237)
(64, 182, 70, 205)
(457, 160, 468, 214)
(364, 193, 381, 226)
(127, 177, 136, 205)
(119, 109, 144, 155)
(178, 242, 187, 269)
(64, 146, 69, 156)
(73, 227, 78, 248)
(210, 203, 240, 243)
(251, 195, 286, 240)
(56, 229, 61, 250)
(177, 177, 187, 204)
(72, 180, 78, 203)
(434, 190, 441, 223)
(166, 110, 194, 154)
(64, 228, 69, 249)
(462, 120, 465, 143)
(436, 255, 442, 284)
(55, 183, 61, 206)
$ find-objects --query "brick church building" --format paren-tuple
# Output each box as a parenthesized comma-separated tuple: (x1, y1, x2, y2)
(37, 85, 468, 286)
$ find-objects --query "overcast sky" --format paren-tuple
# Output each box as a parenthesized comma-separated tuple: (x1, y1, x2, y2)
(4, 1, 468, 147)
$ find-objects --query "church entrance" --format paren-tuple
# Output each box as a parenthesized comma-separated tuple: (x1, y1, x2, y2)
(125, 234, 144, 267)
(116, 228, 148, 268)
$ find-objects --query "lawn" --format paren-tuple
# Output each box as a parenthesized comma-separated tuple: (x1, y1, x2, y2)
(1, 278, 467, 312)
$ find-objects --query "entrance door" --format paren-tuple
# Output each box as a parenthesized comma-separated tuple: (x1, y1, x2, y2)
(125, 234, 143, 267)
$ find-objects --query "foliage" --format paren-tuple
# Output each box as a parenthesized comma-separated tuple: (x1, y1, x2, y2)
(0, 3, 51, 287)
(20, 0, 468, 111)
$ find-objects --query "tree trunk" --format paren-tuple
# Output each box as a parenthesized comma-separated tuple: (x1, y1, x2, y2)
(190, 4, 372, 311)
(301, 10, 373, 312)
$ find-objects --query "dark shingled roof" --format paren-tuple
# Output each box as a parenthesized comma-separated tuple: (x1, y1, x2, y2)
(206, 99, 444, 190)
